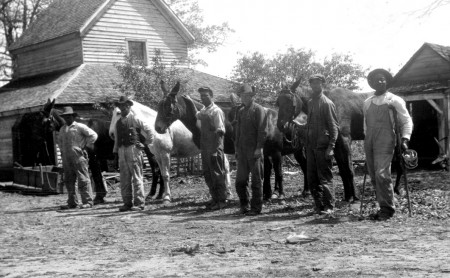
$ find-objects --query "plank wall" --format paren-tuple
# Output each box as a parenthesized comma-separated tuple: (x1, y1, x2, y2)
(13, 35, 83, 79)
(0, 115, 19, 168)
(83, 0, 188, 65)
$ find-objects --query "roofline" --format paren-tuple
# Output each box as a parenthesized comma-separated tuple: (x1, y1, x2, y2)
(393, 42, 450, 85)
(151, 0, 195, 44)
(80, 0, 118, 36)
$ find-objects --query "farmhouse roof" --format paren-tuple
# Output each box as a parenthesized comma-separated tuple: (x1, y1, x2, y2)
(9, 0, 194, 51)
(0, 64, 235, 115)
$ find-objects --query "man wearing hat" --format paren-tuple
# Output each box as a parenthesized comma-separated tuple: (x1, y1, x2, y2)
(364, 69, 413, 220)
(234, 84, 267, 215)
(305, 74, 339, 215)
(58, 106, 98, 209)
(195, 86, 229, 210)
(113, 95, 154, 212)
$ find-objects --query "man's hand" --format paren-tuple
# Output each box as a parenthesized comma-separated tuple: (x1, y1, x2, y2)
(254, 148, 263, 159)
(401, 138, 409, 152)
(325, 146, 334, 160)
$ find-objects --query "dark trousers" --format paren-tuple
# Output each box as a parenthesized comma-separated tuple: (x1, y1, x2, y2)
(235, 154, 263, 212)
(202, 149, 227, 203)
(334, 133, 358, 201)
(306, 148, 335, 210)
(87, 149, 107, 199)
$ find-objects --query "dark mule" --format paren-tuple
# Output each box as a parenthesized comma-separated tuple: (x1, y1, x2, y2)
(42, 99, 164, 200)
(276, 82, 404, 199)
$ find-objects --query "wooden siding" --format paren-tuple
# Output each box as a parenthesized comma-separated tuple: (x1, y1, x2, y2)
(396, 47, 450, 84)
(13, 35, 83, 79)
(83, 0, 188, 65)
(0, 115, 19, 168)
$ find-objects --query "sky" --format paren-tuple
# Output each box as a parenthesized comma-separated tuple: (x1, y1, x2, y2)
(193, 0, 450, 91)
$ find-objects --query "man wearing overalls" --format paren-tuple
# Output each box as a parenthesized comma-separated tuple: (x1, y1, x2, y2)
(58, 106, 97, 210)
(364, 69, 413, 221)
(196, 87, 228, 210)
(114, 96, 154, 212)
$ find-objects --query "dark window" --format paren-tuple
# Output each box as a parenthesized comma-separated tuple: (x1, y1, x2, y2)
(128, 41, 146, 65)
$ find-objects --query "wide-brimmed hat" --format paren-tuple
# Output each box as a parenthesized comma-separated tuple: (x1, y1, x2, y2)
(60, 106, 77, 117)
(308, 73, 326, 83)
(237, 84, 255, 96)
(367, 68, 393, 89)
(115, 95, 133, 106)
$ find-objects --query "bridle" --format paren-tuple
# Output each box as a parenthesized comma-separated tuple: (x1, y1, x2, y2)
(278, 90, 305, 149)
(160, 94, 180, 125)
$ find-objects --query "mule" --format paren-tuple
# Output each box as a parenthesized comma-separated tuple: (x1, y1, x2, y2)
(42, 99, 164, 200)
(109, 99, 200, 204)
(276, 81, 403, 198)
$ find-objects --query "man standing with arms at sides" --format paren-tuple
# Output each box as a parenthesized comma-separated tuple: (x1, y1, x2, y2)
(58, 106, 97, 210)
(364, 69, 413, 221)
(235, 84, 267, 215)
(195, 87, 228, 210)
(305, 74, 339, 215)
(113, 96, 154, 212)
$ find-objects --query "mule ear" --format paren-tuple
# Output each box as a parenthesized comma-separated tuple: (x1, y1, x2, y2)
(230, 92, 239, 106)
(291, 77, 302, 93)
(170, 81, 181, 96)
(160, 80, 169, 95)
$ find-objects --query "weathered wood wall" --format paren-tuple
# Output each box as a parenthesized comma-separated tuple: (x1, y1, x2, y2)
(12, 35, 83, 79)
(0, 115, 20, 169)
(83, 0, 188, 65)
(396, 47, 450, 84)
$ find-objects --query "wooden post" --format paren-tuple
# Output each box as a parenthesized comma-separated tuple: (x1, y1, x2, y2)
(444, 84, 450, 169)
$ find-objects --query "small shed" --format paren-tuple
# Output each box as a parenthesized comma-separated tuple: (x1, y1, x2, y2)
(391, 42, 450, 167)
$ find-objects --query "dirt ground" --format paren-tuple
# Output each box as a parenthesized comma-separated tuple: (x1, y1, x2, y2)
(1, 166, 449, 278)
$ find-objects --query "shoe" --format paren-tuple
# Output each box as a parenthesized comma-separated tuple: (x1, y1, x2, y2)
(130, 206, 145, 211)
(246, 210, 261, 216)
(93, 198, 105, 205)
(369, 211, 393, 221)
(240, 207, 250, 215)
(79, 203, 93, 209)
(210, 201, 227, 210)
(119, 205, 132, 212)
(59, 205, 78, 210)
(319, 208, 334, 215)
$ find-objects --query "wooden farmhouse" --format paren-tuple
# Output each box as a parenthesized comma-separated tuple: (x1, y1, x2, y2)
(391, 42, 450, 167)
(0, 0, 235, 179)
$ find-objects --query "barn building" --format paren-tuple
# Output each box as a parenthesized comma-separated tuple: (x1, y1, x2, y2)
(0, 0, 235, 179)
(391, 42, 450, 168)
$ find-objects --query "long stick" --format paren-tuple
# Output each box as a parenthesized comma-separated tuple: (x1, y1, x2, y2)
(392, 109, 412, 217)
(359, 168, 367, 217)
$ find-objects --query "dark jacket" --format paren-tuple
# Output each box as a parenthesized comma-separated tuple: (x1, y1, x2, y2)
(305, 92, 339, 150)
(235, 102, 267, 156)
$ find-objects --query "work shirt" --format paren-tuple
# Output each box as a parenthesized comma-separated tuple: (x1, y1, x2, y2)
(305, 92, 339, 150)
(58, 121, 98, 159)
(235, 101, 267, 155)
(363, 91, 413, 140)
(196, 102, 225, 152)
(113, 111, 154, 153)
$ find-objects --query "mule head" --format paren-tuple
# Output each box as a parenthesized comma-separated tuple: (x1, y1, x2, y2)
(155, 80, 182, 134)
(275, 85, 305, 132)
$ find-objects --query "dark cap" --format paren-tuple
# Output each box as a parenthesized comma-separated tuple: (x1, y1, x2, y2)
(115, 95, 133, 106)
(308, 74, 326, 83)
(60, 106, 77, 117)
(367, 68, 393, 89)
(198, 86, 213, 95)
(237, 84, 255, 96)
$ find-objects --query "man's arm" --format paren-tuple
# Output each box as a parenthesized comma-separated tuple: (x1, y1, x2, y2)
(134, 115, 154, 145)
(324, 101, 339, 149)
(392, 95, 413, 140)
(212, 107, 226, 135)
(79, 123, 98, 149)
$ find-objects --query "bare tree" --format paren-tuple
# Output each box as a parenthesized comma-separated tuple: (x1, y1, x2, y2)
(0, 0, 52, 79)
(413, 0, 450, 17)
